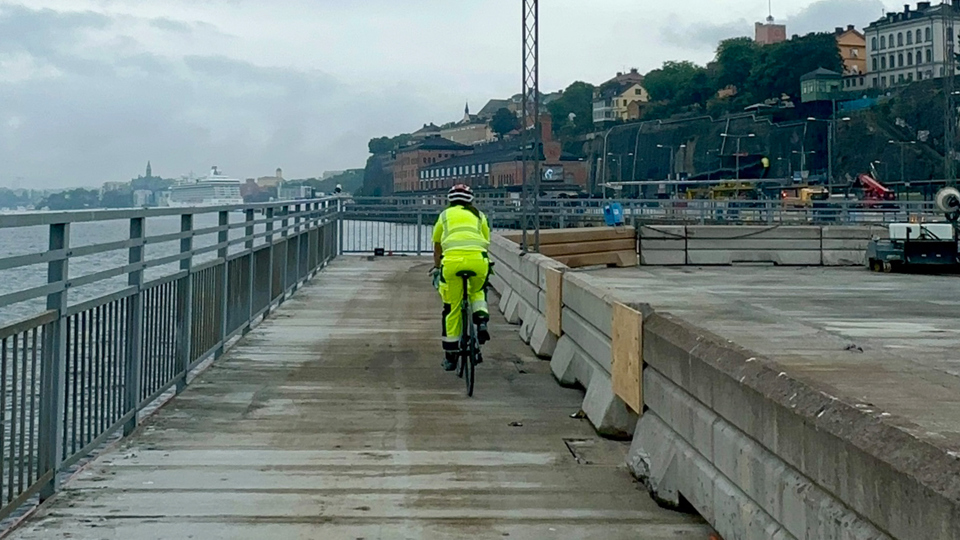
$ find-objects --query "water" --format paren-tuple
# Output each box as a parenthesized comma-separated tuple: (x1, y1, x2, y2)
(0, 213, 272, 326)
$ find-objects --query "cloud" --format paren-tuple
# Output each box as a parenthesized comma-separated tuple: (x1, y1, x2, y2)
(659, 16, 753, 53)
(658, 0, 885, 57)
(0, 4, 428, 187)
(783, 0, 885, 36)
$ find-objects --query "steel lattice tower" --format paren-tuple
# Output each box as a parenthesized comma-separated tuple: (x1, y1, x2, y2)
(945, 2, 957, 184)
(520, 0, 541, 252)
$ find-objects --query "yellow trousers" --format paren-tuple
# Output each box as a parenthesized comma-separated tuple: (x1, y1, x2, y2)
(439, 252, 489, 351)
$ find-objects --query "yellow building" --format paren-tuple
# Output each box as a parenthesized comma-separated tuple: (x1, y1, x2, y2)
(256, 168, 285, 189)
(836, 25, 867, 75)
(593, 69, 650, 124)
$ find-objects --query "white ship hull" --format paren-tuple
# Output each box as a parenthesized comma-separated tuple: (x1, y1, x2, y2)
(168, 167, 244, 207)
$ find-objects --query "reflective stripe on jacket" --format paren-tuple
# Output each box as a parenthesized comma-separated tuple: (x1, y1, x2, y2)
(437, 206, 490, 254)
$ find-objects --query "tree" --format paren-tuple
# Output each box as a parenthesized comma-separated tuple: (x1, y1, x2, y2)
(40, 189, 100, 210)
(368, 137, 393, 155)
(547, 81, 596, 138)
(713, 38, 759, 91)
(643, 61, 710, 106)
(747, 32, 843, 102)
(101, 189, 134, 208)
(490, 108, 520, 140)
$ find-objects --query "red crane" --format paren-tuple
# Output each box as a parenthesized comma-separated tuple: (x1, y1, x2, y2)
(857, 174, 895, 201)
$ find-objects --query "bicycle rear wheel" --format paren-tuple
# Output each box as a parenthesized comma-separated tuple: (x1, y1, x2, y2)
(465, 341, 475, 397)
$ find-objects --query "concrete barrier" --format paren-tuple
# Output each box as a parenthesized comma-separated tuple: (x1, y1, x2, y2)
(628, 312, 960, 540)
(488, 234, 637, 437)
(489, 231, 960, 539)
(638, 224, 887, 266)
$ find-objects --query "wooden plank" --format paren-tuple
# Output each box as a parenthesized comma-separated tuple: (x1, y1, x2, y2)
(545, 267, 563, 336)
(538, 238, 636, 258)
(612, 302, 642, 414)
(502, 226, 635, 246)
(553, 250, 638, 269)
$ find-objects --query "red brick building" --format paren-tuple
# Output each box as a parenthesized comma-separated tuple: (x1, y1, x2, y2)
(392, 137, 471, 193)
(418, 117, 588, 193)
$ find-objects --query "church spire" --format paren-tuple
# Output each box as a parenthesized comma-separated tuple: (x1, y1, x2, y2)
(146, 161, 152, 178)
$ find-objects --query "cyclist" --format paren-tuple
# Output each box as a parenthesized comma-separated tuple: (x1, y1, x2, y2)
(432, 184, 491, 371)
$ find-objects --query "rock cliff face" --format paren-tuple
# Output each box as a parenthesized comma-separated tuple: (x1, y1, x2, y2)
(582, 78, 954, 197)
(358, 154, 395, 197)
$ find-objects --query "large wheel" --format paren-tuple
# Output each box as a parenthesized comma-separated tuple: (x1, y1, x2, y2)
(465, 346, 475, 397)
(882, 261, 894, 273)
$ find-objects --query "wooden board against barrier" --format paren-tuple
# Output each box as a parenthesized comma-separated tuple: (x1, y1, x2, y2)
(611, 302, 643, 414)
(545, 267, 563, 336)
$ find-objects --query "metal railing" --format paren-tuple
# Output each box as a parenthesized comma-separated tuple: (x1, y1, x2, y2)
(338, 196, 941, 254)
(0, 198, 339, 521)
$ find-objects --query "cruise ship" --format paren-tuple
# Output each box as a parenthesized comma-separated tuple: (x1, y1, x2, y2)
(168, 167, 244, 206)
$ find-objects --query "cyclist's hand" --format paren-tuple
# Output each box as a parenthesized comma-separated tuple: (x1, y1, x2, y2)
(430, 267, 441, 289)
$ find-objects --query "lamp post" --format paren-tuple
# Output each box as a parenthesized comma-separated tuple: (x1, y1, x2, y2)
(807, 116, 851, 183)
(792, 150, 817, 178)
(888, 140, 917, 184)
(657, 144, 686, 197)
(720, 133, 755, 181)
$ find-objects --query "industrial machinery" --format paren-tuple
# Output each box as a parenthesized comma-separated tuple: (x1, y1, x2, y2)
(781, 186, 829, 208)
(865, 187, 960, 272)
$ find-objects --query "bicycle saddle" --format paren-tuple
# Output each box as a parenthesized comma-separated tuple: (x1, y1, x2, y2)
(456, 270, 477, 278)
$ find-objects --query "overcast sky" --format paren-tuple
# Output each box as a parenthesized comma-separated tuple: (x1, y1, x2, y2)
(0, 0, 909, 188)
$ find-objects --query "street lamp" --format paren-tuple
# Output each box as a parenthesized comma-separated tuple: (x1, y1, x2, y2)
(888, 140, 917, 184)
(656, 144, 687, 180)
(807, 116, 851, 183)
(792, 150, 817, 177)
(657, 144, 687, 197)
(720, 133, 755, 181)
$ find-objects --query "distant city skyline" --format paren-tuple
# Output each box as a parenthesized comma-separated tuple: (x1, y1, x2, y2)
(0, 0, 903, 188)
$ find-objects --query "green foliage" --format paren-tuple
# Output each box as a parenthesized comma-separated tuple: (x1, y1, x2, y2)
(713, 38, 759, 90)
(100, 189, 134, 208)
(130, 176, 173, 192)
(40, 189, 101, 210)
(643, 61, 709, 105)
(0, 188, 33, 209)
(489, 108, 520, 139)
(368, 133, 413, 155)
(746, 32, 843, 102)
(547, 81, 596, 138)
(288, 169, 364, 195)
(359, 154, 394, 197)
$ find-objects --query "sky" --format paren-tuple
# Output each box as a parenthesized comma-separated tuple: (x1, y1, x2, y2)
(0, 0, 913, 188)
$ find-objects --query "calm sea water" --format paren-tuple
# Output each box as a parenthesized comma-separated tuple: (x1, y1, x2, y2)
(0, 216, 434, 326)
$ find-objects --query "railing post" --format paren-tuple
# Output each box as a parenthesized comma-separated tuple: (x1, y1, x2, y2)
(39, 222, 69, 500)
(337, 198, 344, 256)
(293, 203, 302, 291)
(244, 208, 255, 334)
(265, 207, 275, 316)
(215, 211, 229, 358)
(416, 207, 423, 256)
(124, 217, 144, 436)
(280, 206, 289, 303)
(176, 214, 193, 393)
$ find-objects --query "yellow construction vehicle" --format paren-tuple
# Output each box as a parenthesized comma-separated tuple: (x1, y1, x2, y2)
(780, 186, 829, 208)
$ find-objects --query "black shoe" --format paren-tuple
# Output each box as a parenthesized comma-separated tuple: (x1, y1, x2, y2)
(442, 353, 458, 372)
(477, 323, 490, 345)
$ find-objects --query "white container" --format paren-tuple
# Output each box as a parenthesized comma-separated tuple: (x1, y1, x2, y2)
(888, 223, 955, 241)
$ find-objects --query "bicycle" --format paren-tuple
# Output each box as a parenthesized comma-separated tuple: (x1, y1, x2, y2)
(454, 270, 483, 397)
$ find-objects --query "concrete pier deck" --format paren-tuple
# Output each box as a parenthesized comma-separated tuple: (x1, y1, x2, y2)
(8, 257, 710, 540)
(587, 265, 960, 455)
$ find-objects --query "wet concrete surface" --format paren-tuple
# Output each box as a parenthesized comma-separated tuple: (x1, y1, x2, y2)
(587, 265, 960, 453)
(8, 257, 711, 540)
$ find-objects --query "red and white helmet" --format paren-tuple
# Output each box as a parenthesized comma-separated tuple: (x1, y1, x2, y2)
(448, 184, 474, 204)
